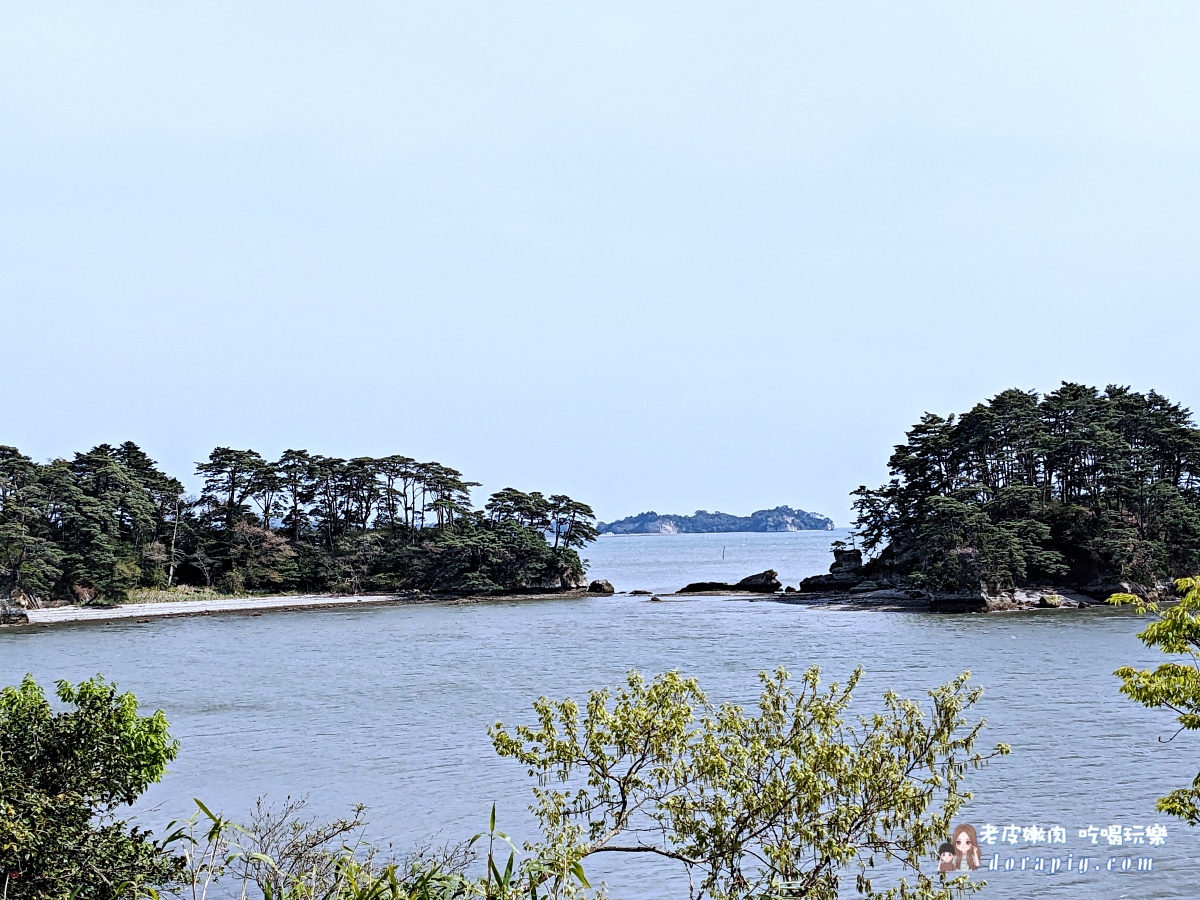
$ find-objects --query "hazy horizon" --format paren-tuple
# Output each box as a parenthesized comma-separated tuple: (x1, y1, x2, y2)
(4, 4, 1199, 525)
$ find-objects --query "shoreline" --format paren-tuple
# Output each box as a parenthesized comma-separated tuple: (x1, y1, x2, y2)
(6, 589, 588, 628)
(644, 590, 1118, 614)
(4, 584, 1133, 628)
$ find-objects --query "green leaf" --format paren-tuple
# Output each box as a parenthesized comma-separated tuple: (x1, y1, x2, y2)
(570, 860, 589, 887)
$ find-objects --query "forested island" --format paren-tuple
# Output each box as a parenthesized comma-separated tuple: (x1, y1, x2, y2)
(0, 444, 597, 609)
(599, 505, 833, 534)
(831, 383, 1200, 610)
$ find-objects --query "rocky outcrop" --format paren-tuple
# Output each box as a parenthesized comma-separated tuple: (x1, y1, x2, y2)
(0, 601, 28, 626)
(599, 507, 834, 535)
(852, 531, 1178, 613)
(587, 579, 616, 594)
(679, 569, 782, 594)
(535, 569, 589, 590)
(854, 588, 926, 602)
(562, 570, 589, 590)
(735, 570, 782, 592)
(787, 536, 1161, 613)
(830, 548, 863, 574)
(929, 586, 1100, 613)
(798, 572, 865, 593)
(793, 542, 1111, 614)
(1076, 579, 1173, 603)
(678, 582, 725, 592)
(798, 545, 869, 593)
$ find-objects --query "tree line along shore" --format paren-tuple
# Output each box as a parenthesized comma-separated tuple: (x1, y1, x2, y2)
(3, 381, 1200, 620)
(0, 445, 597, 611)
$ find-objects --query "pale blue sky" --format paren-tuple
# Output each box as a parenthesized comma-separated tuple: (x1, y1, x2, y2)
(3, 3, 1199, 524)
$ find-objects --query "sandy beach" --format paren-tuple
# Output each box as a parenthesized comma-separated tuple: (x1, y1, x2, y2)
(10, 590, 588, 627)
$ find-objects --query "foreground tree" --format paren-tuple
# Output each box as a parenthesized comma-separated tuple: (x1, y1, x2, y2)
(490, 666, 1008, 899)
(0, 665, 1003, 899)
(0, 675, 183, 899)
(1110, 577, 1200, 825)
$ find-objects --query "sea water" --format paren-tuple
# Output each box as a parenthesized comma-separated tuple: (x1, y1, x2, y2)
(1, 530, 1193, 898)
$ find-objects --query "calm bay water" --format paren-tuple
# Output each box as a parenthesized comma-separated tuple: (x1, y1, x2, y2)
(584, 529, 847, 594)
(2, 530, 1196, 898)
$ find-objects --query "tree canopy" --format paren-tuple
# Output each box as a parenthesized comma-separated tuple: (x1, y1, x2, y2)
(852, 384, 1200, 594)
(0, 443, 597, 605)
(0, 675, 182, 899)
(489, 666, 1007, 900)
(16, 669, 1002, 900)
(1110, 577, 1200, 826)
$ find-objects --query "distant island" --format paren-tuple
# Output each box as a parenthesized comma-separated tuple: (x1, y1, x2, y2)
(598, 506, 834, 535)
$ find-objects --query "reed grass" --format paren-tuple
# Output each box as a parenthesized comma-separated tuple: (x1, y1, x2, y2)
(125, 586, 250, 605)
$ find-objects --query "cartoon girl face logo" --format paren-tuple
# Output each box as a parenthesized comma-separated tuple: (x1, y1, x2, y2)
(951, 823, 981, 871)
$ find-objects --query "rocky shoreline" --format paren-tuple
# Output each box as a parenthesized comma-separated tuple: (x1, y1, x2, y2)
(791, 547, 1159, 612)
(775, 585, 1109, 613)
(581, 544, 1155, 613)
(4, 549, 1158, 626)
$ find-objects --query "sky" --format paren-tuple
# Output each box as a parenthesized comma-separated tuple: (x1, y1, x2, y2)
(2, 3, 1199, 526)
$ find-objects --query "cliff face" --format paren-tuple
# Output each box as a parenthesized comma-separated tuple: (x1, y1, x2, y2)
(598, 506, 834, 535)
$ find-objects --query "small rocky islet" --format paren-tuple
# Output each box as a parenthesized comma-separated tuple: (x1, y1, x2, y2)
(588, 545, 1134, 613)
(781, 547, 1114, 612)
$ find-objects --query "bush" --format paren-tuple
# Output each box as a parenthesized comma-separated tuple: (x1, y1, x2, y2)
(0, 676, 183, 899)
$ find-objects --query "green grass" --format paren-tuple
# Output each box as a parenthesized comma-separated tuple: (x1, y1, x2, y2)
(125, 586, 250, 605)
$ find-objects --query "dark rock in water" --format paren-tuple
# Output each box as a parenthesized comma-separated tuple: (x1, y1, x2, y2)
(799, 572, 864, 593)
(587, 579, 615, 594)
(930, 593, 989, 614)
(678, 581, 734, 593)
(830, 548, 863, 574)
(679, 570, 782, 594)
(784, 585, 796, 593)
(736, 570, 782, 592)
(629, 590, 653, 595)
(1039, 593, 1071, 608)
(799, 547, 869, 593)
(0, 602, 28, 626)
